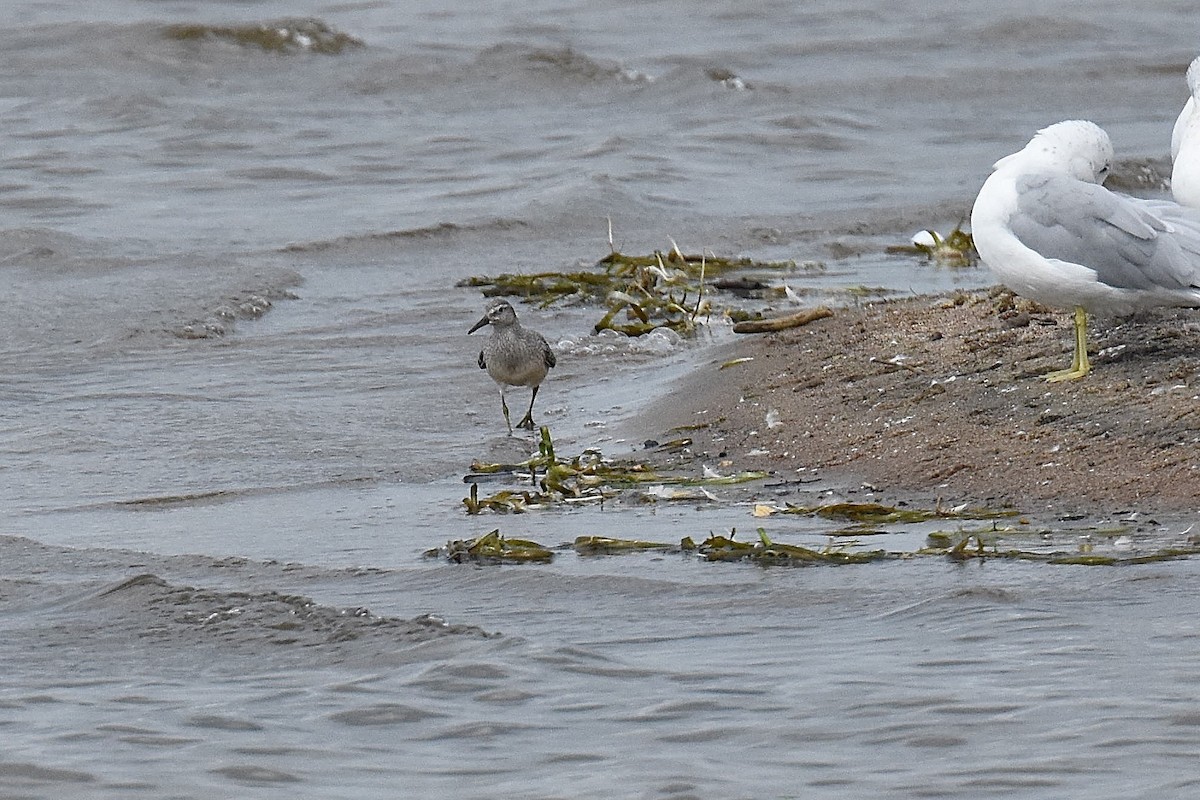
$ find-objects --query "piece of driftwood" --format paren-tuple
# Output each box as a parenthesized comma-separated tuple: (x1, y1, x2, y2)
(732, 305, 833, 333)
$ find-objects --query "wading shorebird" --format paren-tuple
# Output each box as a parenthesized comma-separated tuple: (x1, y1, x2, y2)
(468, 298, 556, 434)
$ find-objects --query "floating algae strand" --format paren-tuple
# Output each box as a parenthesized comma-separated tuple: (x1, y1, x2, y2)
(427, 524, 1200, 567)
(572, 536, 678, 555)
(429, 530, 894, 566)
(642, 436, 695, 453)
(462, 484, 552, 515)
(428, 533, 679, 564)
(684, 529, 894, 566)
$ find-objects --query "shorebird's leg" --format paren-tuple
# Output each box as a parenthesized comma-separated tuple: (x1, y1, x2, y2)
(499, 387, 513, 435)
(516, 386, 539, 430)
(1045, 306, 1091, 382)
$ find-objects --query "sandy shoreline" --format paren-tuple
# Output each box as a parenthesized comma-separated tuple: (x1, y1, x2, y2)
(635, 288, 1200, 520)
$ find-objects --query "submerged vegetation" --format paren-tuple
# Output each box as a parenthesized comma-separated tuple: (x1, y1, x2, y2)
(434, 452, 1200, 565)
(165, 19, 365, 55)
(463, 427, 766, 514)
(458, 232, 801, 336)
(432, 426, 1200, 567)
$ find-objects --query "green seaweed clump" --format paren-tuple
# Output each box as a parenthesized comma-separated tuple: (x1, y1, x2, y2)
(165, 19, 365, 54)
(462, 483, 550, 514)
(458, 237, 796, 337)
(887, 225, 977, 268)
(427, 529, 554, 564)
(778, 501, 1018, 526)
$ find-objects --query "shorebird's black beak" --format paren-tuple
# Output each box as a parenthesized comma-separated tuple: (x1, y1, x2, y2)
(468, 314, 490, 334)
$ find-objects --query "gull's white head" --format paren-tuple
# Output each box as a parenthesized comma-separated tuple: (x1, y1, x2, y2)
(1188, 56, 1200, 97)
(992, 120, 1113, 184)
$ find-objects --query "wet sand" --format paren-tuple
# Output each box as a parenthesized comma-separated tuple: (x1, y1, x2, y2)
(640, 289, 1200, 518)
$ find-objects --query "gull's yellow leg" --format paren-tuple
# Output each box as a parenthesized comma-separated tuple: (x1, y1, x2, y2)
(1045, 306, 1091, 382)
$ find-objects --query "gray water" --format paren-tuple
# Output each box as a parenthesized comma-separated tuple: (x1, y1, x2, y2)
(3, 2, 1200, 797)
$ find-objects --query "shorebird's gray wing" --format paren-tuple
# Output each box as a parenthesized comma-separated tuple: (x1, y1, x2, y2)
(542, 337, 556, 370)
(478, 350, 487, 370)
(1009, 174, 1200, 291)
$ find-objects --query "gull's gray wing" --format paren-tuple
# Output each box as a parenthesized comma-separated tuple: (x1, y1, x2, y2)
(1009, 174, 1200, 291)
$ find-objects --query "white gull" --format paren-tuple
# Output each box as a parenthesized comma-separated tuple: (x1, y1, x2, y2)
(1171, 56, 1200, 207)
(971, 120, 1200, 381)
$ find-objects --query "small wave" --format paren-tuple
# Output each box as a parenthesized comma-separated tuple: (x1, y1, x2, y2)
(418, 720, 547, 741)
(704, 67, 752, 91)
(164, 18, 365, 56)
(170, 273, 303, 340)
(557, 326, 686, 357)
(185, 714, 264, 732)
(81, 573, 498, 655)
(327, 703, 446, 727)
(209, 765, 302, 785)
(0, 762, 95, 785)
(474, 43, 653, 87)
(880, 586, 1021, 620)
(0, 227, 126, 269)
(96, 573, 170, 597)
(971, 16, 1106, 44)
(279, 218, 528, 254)
(227, 166, 338, 183)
